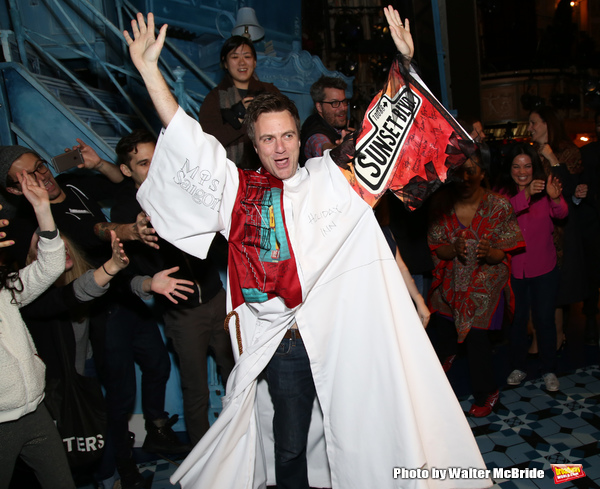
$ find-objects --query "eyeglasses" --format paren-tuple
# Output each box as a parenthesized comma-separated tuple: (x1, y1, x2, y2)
(8, 161, 50, 187)
(29, 161, 50, 177)
(320, 99, 350, 108)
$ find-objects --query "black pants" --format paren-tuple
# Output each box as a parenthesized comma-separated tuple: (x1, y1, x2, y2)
(435, 314, 497, 405)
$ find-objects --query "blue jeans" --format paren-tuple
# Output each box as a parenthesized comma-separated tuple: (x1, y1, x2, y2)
(510, 267, 559, 374)
(266, 333, 316, 489)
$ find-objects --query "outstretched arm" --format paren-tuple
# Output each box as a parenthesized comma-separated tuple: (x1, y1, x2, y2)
(94, 211, 159, 248)
(93, 230, 130, 286)
(123, 12, 177, 127)
(384, 5, 414, 68)
(141, 266, 195, 304)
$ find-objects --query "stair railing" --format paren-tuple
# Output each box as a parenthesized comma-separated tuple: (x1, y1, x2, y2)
(7, 0, 215, 138)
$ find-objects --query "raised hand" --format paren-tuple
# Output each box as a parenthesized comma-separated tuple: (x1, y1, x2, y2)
(110, 230, 129, 270)
(123, 12, 168, 76)
(0, 206, 14, 248)
(546, 174, 563, 201)
(95, 230, 129, 284)
(383, 5, 414, 67)
(17, 170, 56, 232)
(150, 266, 195, 304)
(17, 170, 49, 210)
(526, 179, 546, 198)
(134, 211, 159, 249)
(65, 138, 102, 170)
(123, 12, 177, 127)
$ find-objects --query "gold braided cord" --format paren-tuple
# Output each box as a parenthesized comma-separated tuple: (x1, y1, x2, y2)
(224, 311, 243, 356)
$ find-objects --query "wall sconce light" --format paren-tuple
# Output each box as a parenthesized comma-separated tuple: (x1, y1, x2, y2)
(232, 7, 265, 42)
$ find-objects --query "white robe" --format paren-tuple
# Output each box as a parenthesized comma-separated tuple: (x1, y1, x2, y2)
(137, 108, 492, 489)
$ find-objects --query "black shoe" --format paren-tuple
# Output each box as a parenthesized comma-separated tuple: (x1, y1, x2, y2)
(142, 415, 191, 454)
(116, 457, 145, 489)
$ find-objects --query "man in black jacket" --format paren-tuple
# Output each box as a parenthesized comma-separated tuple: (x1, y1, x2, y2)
(112, 130, 234, 447)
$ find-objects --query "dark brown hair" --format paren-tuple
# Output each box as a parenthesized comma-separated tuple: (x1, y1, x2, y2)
(115, 129, 157, 169)
(245, 93, 301, 144)
(530, 106, 569, 153)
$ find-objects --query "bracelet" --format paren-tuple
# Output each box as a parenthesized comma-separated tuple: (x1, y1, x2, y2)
(102, 263, 116, 276)
(35, 228, 58, 239)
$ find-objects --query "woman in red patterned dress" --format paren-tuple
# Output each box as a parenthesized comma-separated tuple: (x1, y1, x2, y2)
(428, 144, 524, 417)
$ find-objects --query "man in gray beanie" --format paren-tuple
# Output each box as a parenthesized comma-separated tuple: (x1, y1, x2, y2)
(0, 146, 38, 188)
(0, 146, 37, 219)
(0, 146, 66, 203)
(0, 143, 156, 263)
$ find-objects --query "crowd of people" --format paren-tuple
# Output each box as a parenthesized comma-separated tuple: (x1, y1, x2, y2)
(0, 4, 599, 489)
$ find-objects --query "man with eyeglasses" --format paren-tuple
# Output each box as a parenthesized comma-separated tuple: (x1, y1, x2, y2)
(0, 144, 155, 265)
(300, 75, 352, 164)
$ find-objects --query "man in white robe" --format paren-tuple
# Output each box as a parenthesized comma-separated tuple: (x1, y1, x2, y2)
(123, 7, 492, 489)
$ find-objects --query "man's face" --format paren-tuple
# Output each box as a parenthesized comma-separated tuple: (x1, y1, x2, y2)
(253, 110, 300, 181)
(120, 142, 155, 188)
(316, 87, 348, 129)
(7, 152, 63, 202)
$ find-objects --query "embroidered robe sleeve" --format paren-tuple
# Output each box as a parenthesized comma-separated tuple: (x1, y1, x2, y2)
(137, 107, 240, 259)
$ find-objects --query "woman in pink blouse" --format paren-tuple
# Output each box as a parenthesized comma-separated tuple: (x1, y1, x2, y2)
(496, 143, 568, 392)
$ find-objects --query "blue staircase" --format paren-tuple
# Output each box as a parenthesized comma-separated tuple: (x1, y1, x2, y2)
(0, 0, 353, 432)
(0, 63, 128, 163)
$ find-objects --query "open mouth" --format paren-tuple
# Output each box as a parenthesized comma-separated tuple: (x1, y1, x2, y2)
(43, 179, 55, 192)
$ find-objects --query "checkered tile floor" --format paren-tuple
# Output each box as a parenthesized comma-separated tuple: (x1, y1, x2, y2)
(68, 302, 600, 488)
(129, 366, 600, 489)
(135, 459, 181, 489)
(466, 365, 600, 488)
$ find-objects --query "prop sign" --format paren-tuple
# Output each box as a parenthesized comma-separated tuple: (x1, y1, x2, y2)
(338, 59, 470, 210)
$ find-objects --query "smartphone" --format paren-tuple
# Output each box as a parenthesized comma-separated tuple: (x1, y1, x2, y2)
(51, 149, 84, 173)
